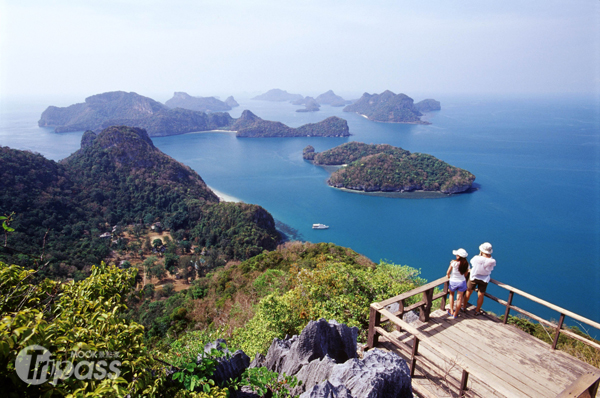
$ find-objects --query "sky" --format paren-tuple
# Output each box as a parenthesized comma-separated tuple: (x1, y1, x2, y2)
(0, 0, 598, 101)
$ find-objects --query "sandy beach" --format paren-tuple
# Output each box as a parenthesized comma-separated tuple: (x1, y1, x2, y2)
(208, 186, 242, 202)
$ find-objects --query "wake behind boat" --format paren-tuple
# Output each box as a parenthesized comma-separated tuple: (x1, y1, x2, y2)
(312, 223, 329, 229)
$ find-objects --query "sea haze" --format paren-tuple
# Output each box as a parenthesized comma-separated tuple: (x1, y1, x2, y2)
(0, 94, 598, 324)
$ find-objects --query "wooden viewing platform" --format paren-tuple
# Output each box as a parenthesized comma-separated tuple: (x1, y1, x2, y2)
(367, 276, 600, 397)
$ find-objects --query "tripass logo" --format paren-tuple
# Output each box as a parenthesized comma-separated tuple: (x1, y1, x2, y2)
(15, 345, 121, 385)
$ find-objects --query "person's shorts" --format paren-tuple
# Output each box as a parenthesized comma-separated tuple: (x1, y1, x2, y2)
(449, 280, 467, 293)
(467, 278, 488, 293)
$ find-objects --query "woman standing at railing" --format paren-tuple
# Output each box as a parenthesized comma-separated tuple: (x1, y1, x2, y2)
(446, 248, 469, 319)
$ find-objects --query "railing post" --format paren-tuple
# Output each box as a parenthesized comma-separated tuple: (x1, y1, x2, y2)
(368, 303, 382, 349)
(440, 281, 449, 311)
(419, 287, 434, 322)
(552, 313, 565, 350)
(410, 336, 420, 378)
(396, 300, 405, 332)
(460, 370, 469, 396)
(503, 291, 514, 324)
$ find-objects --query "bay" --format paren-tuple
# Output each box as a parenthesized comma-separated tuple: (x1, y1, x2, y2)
(1, 94, 598, 326)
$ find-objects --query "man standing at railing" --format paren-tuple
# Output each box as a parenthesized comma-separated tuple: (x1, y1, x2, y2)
(464, 242, 496, 316)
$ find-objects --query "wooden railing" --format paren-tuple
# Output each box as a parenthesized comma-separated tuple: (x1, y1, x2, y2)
(367, 276, 600, 398)
(485, 278, 600, 351)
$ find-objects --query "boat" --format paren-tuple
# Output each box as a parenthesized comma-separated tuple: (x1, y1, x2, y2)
(312, 223, 329, 229)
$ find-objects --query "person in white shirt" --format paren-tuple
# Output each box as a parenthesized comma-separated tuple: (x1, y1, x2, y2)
(463, 242, 496, 316)
(445, 248, 469, 319)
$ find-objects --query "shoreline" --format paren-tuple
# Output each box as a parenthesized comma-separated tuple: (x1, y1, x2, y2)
(357, 113, 430, 125)
(208, 186, 242, 202)
(331, 185, 451, 199)
(187, 129, 237, 135)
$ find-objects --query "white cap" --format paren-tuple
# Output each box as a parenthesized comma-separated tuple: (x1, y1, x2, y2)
(479, 242, 493, 254)
(452, 248, 468, 258)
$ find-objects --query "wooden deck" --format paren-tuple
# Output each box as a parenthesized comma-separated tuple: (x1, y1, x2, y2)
(367, 276, 600, 397)
(376, 307, 599, 397)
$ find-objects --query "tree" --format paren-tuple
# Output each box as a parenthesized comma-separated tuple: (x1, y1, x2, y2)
(152, 239, 163, 251)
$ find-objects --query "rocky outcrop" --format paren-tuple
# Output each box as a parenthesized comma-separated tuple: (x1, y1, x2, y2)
(251, 319, 412, 398)
(201, 339, 251, 386)
(299, 349, 411, 398)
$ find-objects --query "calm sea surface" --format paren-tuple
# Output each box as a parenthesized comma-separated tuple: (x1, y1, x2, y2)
(1, 94, 599, 325)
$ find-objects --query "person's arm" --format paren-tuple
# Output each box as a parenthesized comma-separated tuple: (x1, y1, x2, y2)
(446, 263, 453, 279)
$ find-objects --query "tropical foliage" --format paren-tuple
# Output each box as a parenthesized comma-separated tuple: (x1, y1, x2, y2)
(0, 126, 279, 277)
(305, 142, 475, 194)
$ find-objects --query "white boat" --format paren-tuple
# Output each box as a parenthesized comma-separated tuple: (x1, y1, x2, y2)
(312, 223, 329, 229)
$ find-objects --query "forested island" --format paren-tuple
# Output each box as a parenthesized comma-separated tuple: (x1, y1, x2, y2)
(343, 90, 440, 124)
(251, 88, 303, 102)
(315, 89, 352, 106)
(304, 142, 475, 194)
(231, 110, 350, 137)
(38, 91, 235, 136)
(0, 125, 280, 276)
(165, 91, 233, 112)
(38, 91, 348, 138)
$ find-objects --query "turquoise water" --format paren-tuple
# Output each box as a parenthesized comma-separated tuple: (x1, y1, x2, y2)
(1, 95, 599, 325)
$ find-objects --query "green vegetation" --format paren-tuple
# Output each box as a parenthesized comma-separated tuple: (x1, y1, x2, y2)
(232, 111, 350, 138)
(304, 142, 475, 194)
(165, 92, 232, 112)
(0, 126, 279, 278)
(343, 90, 428, 124)
(38, 91, 233, 136)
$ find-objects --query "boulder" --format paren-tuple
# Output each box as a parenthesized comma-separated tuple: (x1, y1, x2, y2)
(262, 319, 358, 376)
(300, 380, 353, 398)
(200, 340, 250, 386)
(325, 349, 412, 398)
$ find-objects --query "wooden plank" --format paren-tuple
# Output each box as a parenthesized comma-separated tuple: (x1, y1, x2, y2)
(416, 312, 559, 396)
(378, 276, 448, 307)
(378, 307, 534, 398)
(380, 333, 505, 398)
(378, 338, 495, 398)
(490, 279, 600, 331)
(423, 310, 597, 391)
(556, 370, 600, 398)
(426, 310, 595, 387)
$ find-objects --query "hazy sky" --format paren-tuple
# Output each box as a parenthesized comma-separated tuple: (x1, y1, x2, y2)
(0, 0, 598, 100)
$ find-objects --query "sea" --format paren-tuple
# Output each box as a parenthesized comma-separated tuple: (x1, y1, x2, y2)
(1, 94, 599, 329)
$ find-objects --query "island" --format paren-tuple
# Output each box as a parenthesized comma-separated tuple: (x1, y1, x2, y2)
(414, 99, 441, 113)
(225, 96, 239, 108)
(303, 142, 475, 194)
(343, 90, 437, 124)
(233, 110, 349, 138)
(296, 98, 320, 112)
(165, 92, 232, 112)
(38, 91, 234, 136)
(251, 88, 303, 102)
(38, 91, 349, 138)
(315, 90, 352, 106)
